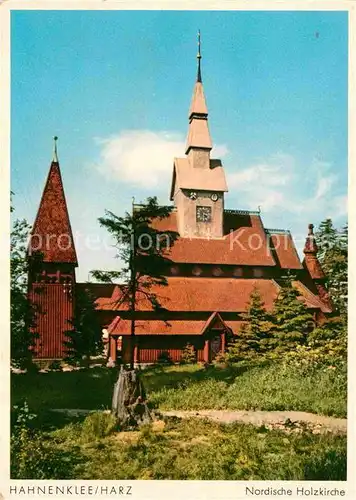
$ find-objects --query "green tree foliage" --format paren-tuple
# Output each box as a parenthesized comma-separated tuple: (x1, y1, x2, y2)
(227, 288, 273, 362)
(91, 197, 179, 367)
(64, 286, 102, 366)
(11, 216, 37, 368)
(315, 219, 348, 315)
(270, 276, 315, 354)
(306, 316, 347, 366)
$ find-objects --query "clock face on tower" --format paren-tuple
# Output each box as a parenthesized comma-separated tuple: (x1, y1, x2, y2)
(196, 205, 212, 223)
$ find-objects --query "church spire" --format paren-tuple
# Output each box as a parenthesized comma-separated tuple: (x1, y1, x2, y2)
(28, 139, 78, 265)
(185, 31, 212, 161)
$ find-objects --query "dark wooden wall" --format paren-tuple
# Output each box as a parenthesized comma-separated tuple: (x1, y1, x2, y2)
(120, 335, 206, 364)
(30, 283, 73, 359)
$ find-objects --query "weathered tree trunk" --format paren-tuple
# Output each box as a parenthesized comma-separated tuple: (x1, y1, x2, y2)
(111, 366, 152, 428)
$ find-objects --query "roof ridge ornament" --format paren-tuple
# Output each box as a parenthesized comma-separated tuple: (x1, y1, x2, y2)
(197, 30, 202, 83)
(304, 222, 318, 254)
(53, 135, 59, 163)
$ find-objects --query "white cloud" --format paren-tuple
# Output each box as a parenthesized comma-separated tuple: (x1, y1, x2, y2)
(315, 175, 336, 200)
(94, 129, 228, 190)
(225, 153, 347, 224)
(227, 153, 295, 212)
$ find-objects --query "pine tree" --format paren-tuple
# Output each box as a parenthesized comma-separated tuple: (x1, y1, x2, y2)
(64, 286, 102, 366)
(91, 197, 179, 427)
(315, 218, 338, 261)
(270, 275, 314, 353)
(91, 196, 179, 368)
(226, 287, 273, 362)
(315, 219, 347, 315)
(11, 209, 38, 368)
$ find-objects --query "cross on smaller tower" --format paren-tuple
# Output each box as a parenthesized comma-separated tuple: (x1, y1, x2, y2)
(197, 30, 202, 83)
(53, 135, 59, 163)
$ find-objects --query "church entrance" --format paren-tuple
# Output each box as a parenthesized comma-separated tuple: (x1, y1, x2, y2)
(210, 334, 222, 360)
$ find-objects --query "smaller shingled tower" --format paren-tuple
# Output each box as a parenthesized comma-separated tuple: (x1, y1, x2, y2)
(302, 223, 331, 310)
(28, 137, 78, 359)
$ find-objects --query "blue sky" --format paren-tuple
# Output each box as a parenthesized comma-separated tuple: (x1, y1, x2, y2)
(11, 10, 348, 281)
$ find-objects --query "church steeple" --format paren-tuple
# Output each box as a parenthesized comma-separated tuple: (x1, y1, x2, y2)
(170, 33, 227, 239)
(28, 138, 77, 361)
(186, 31, 213, 163)
(28, 137, 78, 266)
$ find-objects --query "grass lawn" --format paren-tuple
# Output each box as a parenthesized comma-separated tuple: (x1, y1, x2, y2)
(11, 362, 347, 481)
(11, 361, 347, 417)
(13, 413, 347, 480)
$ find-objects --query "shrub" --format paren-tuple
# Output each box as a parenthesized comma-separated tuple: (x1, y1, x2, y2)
(48, 360, 62, 371)
(213, 351, 228, 366)
(11, 402, 81, 479)
(81, 411, 117, 440)
(157, 351, 172, 365)
(180, 343, 196, 364)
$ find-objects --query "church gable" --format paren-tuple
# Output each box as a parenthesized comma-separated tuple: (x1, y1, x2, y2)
(170, 157, 228, 201)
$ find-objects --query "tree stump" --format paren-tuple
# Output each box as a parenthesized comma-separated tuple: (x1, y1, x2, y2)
(111, 366, 152, 428)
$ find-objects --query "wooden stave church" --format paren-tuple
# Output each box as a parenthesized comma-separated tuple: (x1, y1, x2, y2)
(27, 47, 332, 365)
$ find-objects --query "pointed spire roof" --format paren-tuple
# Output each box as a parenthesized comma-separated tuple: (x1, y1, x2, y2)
(303, 223, 325, 279)
(189, 81, 209, 117)
(186, 31, 213, 154)
(28, 138, 78, 265)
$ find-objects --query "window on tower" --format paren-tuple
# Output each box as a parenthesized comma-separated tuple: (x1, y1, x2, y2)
(253, 268, 263, 278)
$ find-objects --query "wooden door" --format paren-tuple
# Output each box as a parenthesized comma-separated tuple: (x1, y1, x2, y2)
(210, 334, 222, 360)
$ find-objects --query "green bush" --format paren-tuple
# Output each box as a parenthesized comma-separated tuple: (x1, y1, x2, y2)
(81, 411, 117, 440)
(157, 351, 172, 365)
(180, 343, 197, 364)
(48, 360, 62, 371)
(11, 402, 81, 479)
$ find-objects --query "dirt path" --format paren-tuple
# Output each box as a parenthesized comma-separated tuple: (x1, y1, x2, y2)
(161, 410, 347, 433)
(51, 408, 346, 433)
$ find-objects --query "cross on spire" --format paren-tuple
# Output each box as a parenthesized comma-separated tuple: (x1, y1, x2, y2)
(197, 30, 202, 83)
(53, 135, 59, 163)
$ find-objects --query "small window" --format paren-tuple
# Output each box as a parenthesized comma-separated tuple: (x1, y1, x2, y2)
(233, 267, 243, 277)
(253, 268, 263, 278)
(192, 266, 202, 276)
(170, 265, 179, 276)
(212, 267, 223, 277)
